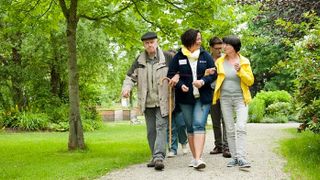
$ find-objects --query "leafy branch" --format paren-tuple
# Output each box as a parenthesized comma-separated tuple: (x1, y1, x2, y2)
(78, 2, 133, 21)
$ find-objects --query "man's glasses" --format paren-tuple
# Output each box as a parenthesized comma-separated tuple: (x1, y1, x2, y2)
(212, 47, 222, 50)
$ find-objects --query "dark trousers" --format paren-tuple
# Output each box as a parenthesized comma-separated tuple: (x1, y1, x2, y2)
(210, 100, 228, 149)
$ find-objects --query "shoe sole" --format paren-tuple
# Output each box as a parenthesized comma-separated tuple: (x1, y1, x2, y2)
(227, 163, 237, 167)
(167, 154, 176, 158)
(194, 163, 206, 169)
(239, 165, 251, 168)
(210, 152, 223, 154)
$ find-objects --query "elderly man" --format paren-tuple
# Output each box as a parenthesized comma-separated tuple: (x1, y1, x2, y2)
(122, 32, 173, 171)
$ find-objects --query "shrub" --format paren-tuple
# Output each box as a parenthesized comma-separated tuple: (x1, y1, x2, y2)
(18, 112, 49, 131)
(0, 102, 102, 132)
(299, 99, 320, 134)
(0, 107, 20, 129)
(248, 98, 265, 123)
(255, 90, 292, 107)
(48, 122, 69, 132)
(284, 14, 320, 133)
(265, 102, 292, 115)
(249, 90, 294, 123)
(83, 119, 102, 132)
(261, 114, 288, 123)
(46, 104, 69, 124)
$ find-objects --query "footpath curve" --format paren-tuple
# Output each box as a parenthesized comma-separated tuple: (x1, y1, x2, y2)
(100, 123, 298, 180)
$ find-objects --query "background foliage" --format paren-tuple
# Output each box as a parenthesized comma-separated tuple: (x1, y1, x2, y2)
(248, 90, 293, 123)
(0, 0, 319, 133)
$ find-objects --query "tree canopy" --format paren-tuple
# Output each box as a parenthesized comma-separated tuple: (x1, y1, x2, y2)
(0, 0, 319, 148)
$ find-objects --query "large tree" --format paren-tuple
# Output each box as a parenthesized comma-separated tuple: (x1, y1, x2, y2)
(1, 0, 253, 149)
(56, 0, 231, 150)
(58, 0, 84, 150)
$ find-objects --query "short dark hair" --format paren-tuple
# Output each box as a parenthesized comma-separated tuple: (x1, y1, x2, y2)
(209, 37, 223, 47)
(180, 29, 200, 48)
(222, 35, 241, 52)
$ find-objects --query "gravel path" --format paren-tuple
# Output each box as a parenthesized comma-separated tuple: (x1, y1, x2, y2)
(100, 123, 298, 180)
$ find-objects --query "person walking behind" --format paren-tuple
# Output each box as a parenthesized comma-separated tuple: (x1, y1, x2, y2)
(168, 29, 216, 169)
(122, 32, 173, 171)
(167, 104, 188, 158)
(213, 35, 254, 168)
(165, 50, 188, 158)
(208, 37, 231, 158)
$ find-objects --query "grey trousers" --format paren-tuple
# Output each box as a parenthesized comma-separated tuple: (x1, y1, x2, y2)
(210, 99, 228, 149)
(220, 96, 248, 160)
(144, 107, 168, 160)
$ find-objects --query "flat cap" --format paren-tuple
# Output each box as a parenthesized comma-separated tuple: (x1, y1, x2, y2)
(141, 32, 157, 41)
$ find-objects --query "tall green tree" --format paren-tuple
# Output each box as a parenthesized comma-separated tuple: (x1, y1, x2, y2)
(56, 0, 231, 150)
(58, 0, 85, 150)
(1, 0, 256, 149)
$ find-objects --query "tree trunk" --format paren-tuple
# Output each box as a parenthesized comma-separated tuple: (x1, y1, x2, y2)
(50, 33, 61, 97)
(66, 18, 85, 150)
(59, 0, 85, 150)
(11, 47, 25, 111)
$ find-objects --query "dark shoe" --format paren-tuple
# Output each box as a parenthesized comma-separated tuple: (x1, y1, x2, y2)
(222, 149, 231, 158)
(209, 147, 223, 154)
(154, 159, 164, 170)
(147, 160, 155, 167)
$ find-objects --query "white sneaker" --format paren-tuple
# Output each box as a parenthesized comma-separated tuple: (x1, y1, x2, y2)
(182, 144, 188, 154)
(188, 159, 196, 167)
(194, 159, 206, 169)
(167, 151, 176, 158)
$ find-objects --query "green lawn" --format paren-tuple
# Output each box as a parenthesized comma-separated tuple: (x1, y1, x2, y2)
(279, 129, 320, 180)
(0, 123, 149, 180)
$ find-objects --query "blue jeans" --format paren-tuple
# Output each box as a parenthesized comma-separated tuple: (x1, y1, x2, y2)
(168, 111, 188, 154)
(179, 99, 211, 134)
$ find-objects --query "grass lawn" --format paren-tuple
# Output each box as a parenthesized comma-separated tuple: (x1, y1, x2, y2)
(0, 123, 149, 180)
(279, 129, 320, 180)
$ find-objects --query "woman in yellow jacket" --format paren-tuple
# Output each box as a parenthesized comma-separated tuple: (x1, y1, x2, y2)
(212, 35, 254, 168)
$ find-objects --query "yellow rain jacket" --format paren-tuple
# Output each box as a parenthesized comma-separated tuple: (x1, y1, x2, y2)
(213, 54, 254, 105)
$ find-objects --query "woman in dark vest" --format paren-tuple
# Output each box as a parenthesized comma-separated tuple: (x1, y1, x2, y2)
(167, 29, 216, 169)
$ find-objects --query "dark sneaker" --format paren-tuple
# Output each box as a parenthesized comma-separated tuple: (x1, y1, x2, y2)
(147, 160, 155, 167)
(227, 158, 238, 167)
(238, 159, 251, 168)
(209, 147, 223, 154)
(154, 159, 164, 170)
(222, 148, 231, 158)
